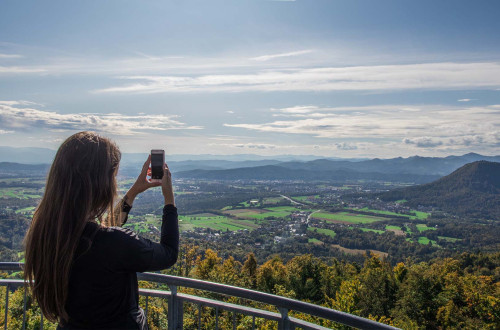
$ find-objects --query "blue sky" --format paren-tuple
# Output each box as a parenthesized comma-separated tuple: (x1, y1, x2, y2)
(0, 0, 499, 158)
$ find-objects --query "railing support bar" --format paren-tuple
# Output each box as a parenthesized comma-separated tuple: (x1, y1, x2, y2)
(232, 311, 236, 330)
(197, 304, 201, 330)
(145, 296, 149, 321)
(278, 307, 291, 330)
(22, 284, 27, 330)
(4, 284, 9, 330)
(215, 306, 219, 330)
(167, 285, 183, 330)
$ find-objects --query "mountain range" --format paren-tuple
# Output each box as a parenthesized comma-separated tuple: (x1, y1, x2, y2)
(1, 147, 499, 184)
(379, 161, 500, 220)
(174, 153, 500, 183)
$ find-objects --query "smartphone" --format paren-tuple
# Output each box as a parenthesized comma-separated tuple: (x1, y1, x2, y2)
(150, 149, 165, 182)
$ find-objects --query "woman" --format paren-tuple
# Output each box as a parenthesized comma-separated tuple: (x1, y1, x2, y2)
(23, 131, 179, 329)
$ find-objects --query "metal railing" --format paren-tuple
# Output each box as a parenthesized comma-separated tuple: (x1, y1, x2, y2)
(0, 262, 398, 330)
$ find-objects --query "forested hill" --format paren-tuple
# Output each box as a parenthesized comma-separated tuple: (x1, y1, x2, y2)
(380, 161, 500, 220)
(176, 165, 439, 183)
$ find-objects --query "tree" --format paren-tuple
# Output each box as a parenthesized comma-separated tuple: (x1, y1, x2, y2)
(241, 253, 258, 289)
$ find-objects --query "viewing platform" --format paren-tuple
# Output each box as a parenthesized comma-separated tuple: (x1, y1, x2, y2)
(0, 262, 397, 329)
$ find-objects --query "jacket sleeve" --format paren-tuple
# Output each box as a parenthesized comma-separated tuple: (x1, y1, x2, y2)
(107, 204, 179, 273)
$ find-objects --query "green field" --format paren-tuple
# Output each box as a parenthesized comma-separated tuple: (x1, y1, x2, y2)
(179, 213, 258, 232)
(0, 188, 41, 199)
(123, 222, 150, 233)
(416, 224, 437, 232)
(15, 206, 36, 214)
(226, 206, 310, 220)
(438, 236, 461, 242)
(291, 195, 320, 202)
(386, 225, 402, 231)
(357, 207, 429, 220)
(311, 211, 386, 224)
(412, 211, 430, 220)
(359, 227, 385, 234)
(308, 226, 336, 238)
(262, 196, 285, 204)
(417, 236, 438, 245)
(308, 238, 322, 244)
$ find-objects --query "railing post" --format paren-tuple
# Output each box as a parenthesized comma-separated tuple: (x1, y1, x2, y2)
(22, 284, 27, 330)
(278, 307, 291, 330)
(4, 284, 9, 330)
(167, 285, 183, 330)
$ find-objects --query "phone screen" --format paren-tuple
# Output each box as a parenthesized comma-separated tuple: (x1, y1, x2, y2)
(151, 150, 164, 179)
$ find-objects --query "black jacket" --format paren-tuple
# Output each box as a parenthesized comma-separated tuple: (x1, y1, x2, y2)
(57, 204, 179, 329)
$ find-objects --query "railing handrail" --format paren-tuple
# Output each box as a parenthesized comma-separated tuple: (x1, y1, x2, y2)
(0, 262, 398, 330)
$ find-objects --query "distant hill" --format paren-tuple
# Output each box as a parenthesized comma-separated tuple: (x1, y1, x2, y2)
(0, 162, 50, 177)
(1, 147, 499, 182)
(379, 161, 500, 220)
(175, 153, 500, 183)
(176, 164, 440, 183)
(277, 153, 500, 176)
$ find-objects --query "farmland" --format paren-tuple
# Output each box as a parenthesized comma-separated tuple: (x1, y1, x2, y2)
(307, 226, 336, 238)
(357, 207, 429, 220)
(179, 213, 258, 232)
(311, 211, 387, 224)
(224, 206, 313, 220)
(0, 188, 41, 199)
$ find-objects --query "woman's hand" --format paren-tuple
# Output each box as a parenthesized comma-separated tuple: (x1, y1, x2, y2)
(162, 163, 175, 206)
(126, 155, 162, 204)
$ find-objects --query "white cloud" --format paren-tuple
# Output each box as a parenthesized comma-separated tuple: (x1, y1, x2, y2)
(334, 142, 358, 150)
(234, 143, 277, 149)
(93, 62, 500, 94)
(0, 129, 14, 134)
(0, 54, 23, 59)
(224, 104, 500, 151)
(0, 102, 202, 136)
(0, 66, 46, 73)
(403, 137, 444, 148)
(250, 50, 313, 62)
(271, 105, 319, 114)
(457, 98, 472, 102)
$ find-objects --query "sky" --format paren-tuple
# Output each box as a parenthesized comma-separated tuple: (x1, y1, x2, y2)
(0, 0, 499, 158)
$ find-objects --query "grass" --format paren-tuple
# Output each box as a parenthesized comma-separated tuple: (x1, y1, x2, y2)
(358, 207, 429, 220)
(308, 238, 322, 244)
(311, 211, 386, 224)
(179, 214, 258, 232)
(359, 227, 385, 234)
(226, 206, 309, 220)
(308, 226, 336, 238)
(0, 188, 41, 199)
(15, 206, 36, 214)
(262, 196, 285, 204)
(416, 224, 437, 232)
(417, 236, 438, 245)
(123, 222, 150, 234)
(413, 211, 430, 220)
(291, 195, 320, 202)
(438, 236, 461, 242)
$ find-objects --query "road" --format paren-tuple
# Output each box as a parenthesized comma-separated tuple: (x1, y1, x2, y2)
(307, 210, 321, 224)
(280, 194, 306, 206)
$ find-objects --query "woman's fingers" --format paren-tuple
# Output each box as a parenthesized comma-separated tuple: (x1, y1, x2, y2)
(140, 155, 151, 178)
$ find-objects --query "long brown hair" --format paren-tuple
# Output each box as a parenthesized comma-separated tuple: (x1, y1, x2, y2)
(23, 131, 121, 323)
